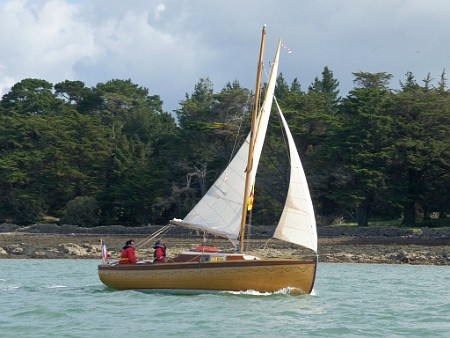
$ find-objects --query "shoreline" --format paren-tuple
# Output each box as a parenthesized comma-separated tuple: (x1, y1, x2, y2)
(1, 229, 449, 265)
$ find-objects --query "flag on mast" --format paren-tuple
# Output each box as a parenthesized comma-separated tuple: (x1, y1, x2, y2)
(101, 239, 109, 264)
(247, 181, 255, 211)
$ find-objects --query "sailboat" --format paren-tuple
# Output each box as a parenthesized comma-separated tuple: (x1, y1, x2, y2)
(98, 26, 318, 294)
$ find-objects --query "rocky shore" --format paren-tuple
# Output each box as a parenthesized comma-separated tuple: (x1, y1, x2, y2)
(0, 223, 449, 265)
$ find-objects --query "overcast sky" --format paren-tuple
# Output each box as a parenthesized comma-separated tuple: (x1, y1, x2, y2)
(1, 0, 449, 113)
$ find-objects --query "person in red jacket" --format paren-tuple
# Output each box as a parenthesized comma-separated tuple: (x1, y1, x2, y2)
(153, 239, 167, 263)
(119, 240, 137, 264)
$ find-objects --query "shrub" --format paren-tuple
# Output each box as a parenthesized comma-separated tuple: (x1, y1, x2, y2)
(61, 196, 100, 227)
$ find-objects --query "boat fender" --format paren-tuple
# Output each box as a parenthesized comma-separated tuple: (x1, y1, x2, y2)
(192, 246, 219, 252)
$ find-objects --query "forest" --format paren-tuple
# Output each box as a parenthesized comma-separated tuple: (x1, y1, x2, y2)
(0, 68, 449, 228)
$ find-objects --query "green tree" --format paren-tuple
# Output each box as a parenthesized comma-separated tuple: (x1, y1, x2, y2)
(0, 77, 174, 226)
(92, 79, 176, 225)
(0, 107, 112, 224)
(54, 80, 89, 105)
(328, 72, 394, 226)
(387, 72, 450, 225)
(309, 66, 341, 115)
(174, 79, 252, 215)
(275, 73, 290, 100)
(272, 72, 340, 222)
(53, 80, 103, 115)
(62, 196, 100, 227)
(1, 78, 63, 115)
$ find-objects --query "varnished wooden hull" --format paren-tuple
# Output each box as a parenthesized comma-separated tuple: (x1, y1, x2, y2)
(98, 258, 317, 294)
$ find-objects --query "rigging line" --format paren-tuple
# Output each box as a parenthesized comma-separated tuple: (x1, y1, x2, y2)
(227, 61, 268, 167)
(262, 62, 270, 83)
(227, 113, 246, 164)
(227, 75, 265, 165)
(135, 224, 172, 250)
(261, 238, 272, 250)
(258, 62, 268, 105)
(255, 96, 289, 197)
(225, 83, 255, 165)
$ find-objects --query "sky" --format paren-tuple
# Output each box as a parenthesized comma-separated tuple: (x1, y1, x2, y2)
(1, 0, 449, 113)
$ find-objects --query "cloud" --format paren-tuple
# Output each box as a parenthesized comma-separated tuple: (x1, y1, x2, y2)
(0, 0, 98, 89)
(154, 3, 165, 21)
(1, 0, 449, 113)
(0, 0, 213, 111)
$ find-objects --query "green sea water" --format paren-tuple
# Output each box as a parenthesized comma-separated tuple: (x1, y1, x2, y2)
(0, 260, 449, 337)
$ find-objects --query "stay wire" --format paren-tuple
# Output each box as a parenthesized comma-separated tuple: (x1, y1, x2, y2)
(135, 224, 172, 250)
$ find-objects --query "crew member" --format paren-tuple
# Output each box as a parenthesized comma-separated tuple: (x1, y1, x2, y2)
(119, 239, 137, 264)
(153, 239, 167, 263)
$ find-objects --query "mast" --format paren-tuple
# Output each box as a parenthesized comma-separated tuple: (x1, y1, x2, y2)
(239, 25, 266, 253)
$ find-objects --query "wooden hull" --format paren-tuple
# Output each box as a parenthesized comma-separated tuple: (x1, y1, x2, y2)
(98, 258, 317, 294)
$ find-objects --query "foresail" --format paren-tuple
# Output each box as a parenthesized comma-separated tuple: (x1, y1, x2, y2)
(273, 100, 318, 252)
(172, 40, 281, 245)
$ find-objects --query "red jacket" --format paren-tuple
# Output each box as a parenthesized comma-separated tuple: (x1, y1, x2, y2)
(119, 246, 137, 264)
(154, 247, 165, 261)
(153, 242, 167, 262)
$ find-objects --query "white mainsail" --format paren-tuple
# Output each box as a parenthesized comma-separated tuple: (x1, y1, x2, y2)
(171, 132, 250, 241)
(273, 99, 318, 252)
(172, 41, 281, 244)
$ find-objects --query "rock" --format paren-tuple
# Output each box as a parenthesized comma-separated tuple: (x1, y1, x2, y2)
(58, 243, 89, 256)
(34, 250, 48, 257)
(6, 244, 24, 255)
(415, 255, 427, 261)
(0, 226, 448, 264)
(396, 250, 410, 263)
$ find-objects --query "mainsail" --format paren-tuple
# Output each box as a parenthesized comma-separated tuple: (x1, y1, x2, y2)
(172, 41, 281, 244)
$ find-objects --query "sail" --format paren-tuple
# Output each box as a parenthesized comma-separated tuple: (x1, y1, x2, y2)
(172, 41, 281, 244)
(248, 41, 280, 201)
(273, 100, 318, 252)
(171, 133, 251, 242)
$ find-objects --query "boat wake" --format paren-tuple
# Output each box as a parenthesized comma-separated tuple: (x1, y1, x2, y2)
(224, 287, 306, 296)
(0, 285, 20, 291)
(224, 289, 273, 296)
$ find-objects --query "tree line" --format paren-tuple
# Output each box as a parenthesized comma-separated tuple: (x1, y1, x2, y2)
(0, 68, 448, 227)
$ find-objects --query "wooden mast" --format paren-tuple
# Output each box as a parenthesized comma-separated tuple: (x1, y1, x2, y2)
(239, 25, 266, 253)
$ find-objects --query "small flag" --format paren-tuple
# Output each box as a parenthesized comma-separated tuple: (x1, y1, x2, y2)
(281, 43, 293, 54)
(101, 239, 109, 264)
(247, 181, 255, 211)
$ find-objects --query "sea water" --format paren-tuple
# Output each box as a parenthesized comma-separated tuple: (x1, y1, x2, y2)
(0, 260, 448, 338)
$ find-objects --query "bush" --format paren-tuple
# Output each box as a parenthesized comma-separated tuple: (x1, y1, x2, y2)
(61, 196, 100, 227)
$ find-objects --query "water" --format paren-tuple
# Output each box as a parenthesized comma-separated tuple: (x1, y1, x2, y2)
(0, 260, 448, 337)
